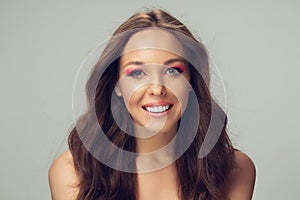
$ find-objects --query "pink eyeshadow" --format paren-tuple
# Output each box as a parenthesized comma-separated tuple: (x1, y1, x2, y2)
(124, 68, 137, 76)
(172, 65, 186, 72)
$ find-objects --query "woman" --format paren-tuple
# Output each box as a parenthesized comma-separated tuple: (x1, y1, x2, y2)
(49, 9, 256, 200)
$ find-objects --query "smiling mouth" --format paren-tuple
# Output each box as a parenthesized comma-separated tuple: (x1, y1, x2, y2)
(142, 105, 173, 113)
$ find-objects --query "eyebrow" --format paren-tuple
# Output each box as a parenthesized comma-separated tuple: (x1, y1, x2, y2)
(122, 58, 187, 68)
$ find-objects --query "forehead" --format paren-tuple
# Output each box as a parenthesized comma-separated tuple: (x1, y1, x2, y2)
(121, 28, 185, 60)
(119, 49, 186, 68)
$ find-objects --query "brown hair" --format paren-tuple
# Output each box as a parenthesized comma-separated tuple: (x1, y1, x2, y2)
(68, 8, 235, 200)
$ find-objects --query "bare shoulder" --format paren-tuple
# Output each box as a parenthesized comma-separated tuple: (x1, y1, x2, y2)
(224, 150, 256, 200)
(48, 150, 80, 200)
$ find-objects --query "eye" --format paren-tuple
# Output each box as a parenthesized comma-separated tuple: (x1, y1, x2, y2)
(165, 67, 183, 76)
(127, 69, 146, 78)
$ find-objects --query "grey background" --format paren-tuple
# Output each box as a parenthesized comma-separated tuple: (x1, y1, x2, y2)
(0, 0, 299, 199)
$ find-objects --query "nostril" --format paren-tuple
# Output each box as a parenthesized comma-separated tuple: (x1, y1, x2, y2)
(150, 91, 165, 95)
(149, 85, 166, 96)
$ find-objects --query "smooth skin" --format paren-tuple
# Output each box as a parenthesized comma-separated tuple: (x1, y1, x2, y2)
(48, 150, 256, 199)
(49, 29, 256, 199)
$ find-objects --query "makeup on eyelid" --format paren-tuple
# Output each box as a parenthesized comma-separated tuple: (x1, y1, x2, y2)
(124, 68, 142, 76)
(170, 65, 185, 73)
(123, 64, 186, 76)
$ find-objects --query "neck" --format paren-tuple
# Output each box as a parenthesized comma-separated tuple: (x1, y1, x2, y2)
(134, 124, 178, 172)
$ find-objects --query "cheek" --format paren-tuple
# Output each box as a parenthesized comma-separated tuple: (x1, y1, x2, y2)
(121, 93, 131, 110)
(165, 77, 191, 100)
(118, 77, 148, 109)
(175, 88, 190, 111)
(119, 77, 145, 96)
(165, 82, 191, 115)
(121, 88, 143, 112)
(118, 80, 138, 108)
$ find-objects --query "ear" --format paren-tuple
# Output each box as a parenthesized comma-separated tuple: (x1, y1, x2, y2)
(114, 84, 122, 96)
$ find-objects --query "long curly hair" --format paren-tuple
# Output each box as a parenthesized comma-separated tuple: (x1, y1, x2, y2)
(68, 8, 236, 200)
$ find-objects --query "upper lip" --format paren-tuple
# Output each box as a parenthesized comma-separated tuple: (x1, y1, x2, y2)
(142, 101, 172, 107)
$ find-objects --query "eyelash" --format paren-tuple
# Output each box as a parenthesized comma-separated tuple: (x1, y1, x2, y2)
(165, 67, 184, 75)
(127, 69, 146, 78)
(126, 66, 184, 78)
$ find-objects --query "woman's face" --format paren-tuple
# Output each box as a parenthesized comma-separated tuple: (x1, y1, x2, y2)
(115, 29, 191, 134)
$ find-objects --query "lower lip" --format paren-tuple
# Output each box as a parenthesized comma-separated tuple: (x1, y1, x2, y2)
(143, 106, 172, 118)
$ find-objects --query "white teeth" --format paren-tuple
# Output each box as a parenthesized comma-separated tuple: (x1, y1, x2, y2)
(145, 105, 170, 113)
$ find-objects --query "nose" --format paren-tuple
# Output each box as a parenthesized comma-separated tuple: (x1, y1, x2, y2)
(147, 84, 166, 96)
